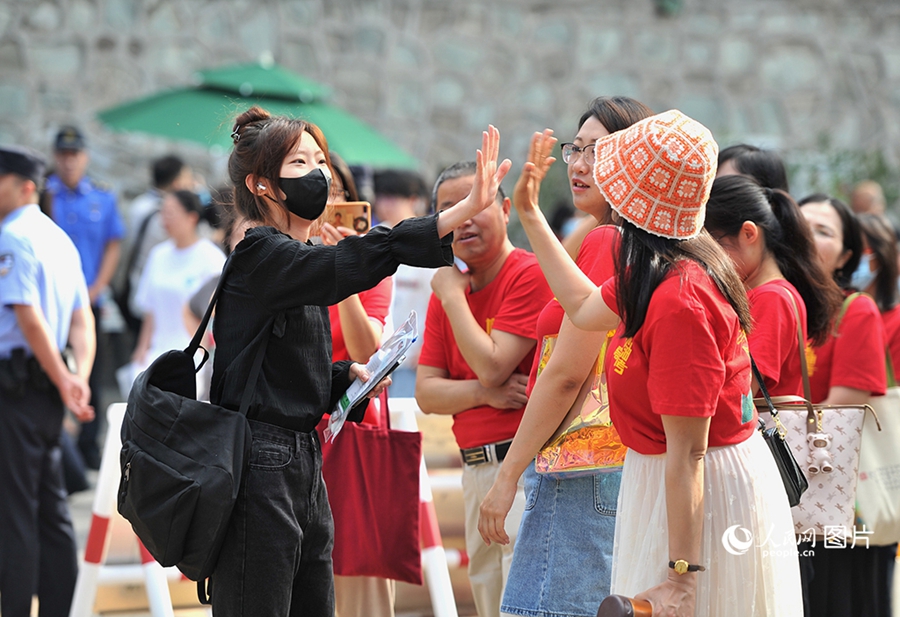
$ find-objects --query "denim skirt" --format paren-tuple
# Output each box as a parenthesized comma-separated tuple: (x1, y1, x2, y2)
(501, 461, 620, 617)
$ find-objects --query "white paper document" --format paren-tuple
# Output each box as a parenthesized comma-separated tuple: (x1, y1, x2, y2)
(325, 311, 418, 441)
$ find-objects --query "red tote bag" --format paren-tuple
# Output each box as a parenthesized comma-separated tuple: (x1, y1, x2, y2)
(318, 393, 423, 584)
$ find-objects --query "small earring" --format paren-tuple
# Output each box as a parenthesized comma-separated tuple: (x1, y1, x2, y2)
(257, 184, 266, 190)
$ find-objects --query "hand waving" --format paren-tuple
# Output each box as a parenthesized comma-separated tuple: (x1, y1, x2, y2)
(513, 129, 557, 217)
(436, 125, 512, 236)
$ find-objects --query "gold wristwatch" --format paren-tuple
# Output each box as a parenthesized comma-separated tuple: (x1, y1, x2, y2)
(669, 559, 706, 575)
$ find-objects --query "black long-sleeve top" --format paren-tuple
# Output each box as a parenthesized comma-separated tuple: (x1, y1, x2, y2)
(210, 213, 452, 432)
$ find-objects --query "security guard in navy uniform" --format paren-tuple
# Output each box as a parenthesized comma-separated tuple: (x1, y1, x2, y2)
(0, 145, 96, 617)
(46, 126, 124, 469)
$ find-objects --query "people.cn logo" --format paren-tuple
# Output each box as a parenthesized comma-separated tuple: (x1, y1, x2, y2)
(721, 525, 754, 556)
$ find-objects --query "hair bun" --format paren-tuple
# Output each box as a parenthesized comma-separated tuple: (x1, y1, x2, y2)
(231, 106, 272, 143)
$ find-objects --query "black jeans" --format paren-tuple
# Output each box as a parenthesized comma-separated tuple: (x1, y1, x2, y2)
(212, 420, 335, 617)
(0, 386, 78, 617)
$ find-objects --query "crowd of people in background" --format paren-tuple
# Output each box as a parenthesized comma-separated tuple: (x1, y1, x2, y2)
(1, 95, 898, 617)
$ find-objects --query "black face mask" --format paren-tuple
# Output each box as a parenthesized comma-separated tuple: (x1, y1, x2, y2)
(277, 168, 332, 221)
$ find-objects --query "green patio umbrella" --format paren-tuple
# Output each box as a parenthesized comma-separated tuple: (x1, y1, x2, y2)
(97, 62, 418, 169)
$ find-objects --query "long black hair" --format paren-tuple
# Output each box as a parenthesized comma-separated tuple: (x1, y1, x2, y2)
(615, 221, 751, 338)
(705, 176, 843, 345)
(798, 194, 862, 290)
(857, 213, 900, 312)
(718, 144, 790, 192)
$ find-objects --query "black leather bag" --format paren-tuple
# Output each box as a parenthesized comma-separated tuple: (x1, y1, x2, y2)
(751, 358, 809, 508)
(118, 256, 270, 584)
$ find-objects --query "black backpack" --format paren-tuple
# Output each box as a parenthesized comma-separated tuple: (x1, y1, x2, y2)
(117, 256, 270, 600)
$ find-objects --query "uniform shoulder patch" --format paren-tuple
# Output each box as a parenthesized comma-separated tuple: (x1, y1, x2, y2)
(89, 177, 113, 192)
(0, 252, 14, 277)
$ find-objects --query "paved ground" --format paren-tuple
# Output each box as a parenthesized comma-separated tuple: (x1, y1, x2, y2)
(65, 410, 476, 617)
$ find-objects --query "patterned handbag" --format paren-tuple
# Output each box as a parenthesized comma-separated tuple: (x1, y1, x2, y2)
(534, 330, 627, 478)
(757, 292, 881, 538)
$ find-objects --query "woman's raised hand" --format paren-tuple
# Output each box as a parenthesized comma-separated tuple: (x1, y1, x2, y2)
(471, 124, 513, 214)
(513, 129, 557, 217)
(436, 125, 512, 237)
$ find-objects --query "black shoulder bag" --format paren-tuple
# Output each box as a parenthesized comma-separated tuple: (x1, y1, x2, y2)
(118, 254, 271, 591)
(751, 357, 809, 507)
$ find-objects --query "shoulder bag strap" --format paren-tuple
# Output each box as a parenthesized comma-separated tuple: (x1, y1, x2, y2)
(780, 287, 814, 406)
(751, 356, 787, 438)
(125, 208, 160, 283)
(764, 286, 818, 433)
(833, 292, 862, 335)
(886, 349, 897, 389)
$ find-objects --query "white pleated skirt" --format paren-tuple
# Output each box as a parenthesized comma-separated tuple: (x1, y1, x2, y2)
(611, 430, 803, 617)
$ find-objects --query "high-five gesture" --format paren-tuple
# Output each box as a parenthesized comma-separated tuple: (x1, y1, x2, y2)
(513, 129, 557, 216)
(512, 128, 619, 333)
(437, 125, 512, 237)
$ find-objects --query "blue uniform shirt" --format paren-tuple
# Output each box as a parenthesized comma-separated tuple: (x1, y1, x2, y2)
(0, 204, 89, 359)
(46, 174, 125, 289)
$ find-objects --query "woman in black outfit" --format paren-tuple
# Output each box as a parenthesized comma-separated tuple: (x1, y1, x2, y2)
(208, 106, 510, 617)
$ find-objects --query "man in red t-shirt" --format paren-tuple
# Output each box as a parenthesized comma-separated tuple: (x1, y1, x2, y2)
(416, 161, 552, 617)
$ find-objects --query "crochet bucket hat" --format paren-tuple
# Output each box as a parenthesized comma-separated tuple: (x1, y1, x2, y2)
(593, 109, 718, 240)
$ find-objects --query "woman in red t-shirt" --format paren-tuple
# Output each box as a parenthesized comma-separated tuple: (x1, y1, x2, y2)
(704, 176, 842, 397)
(478, 96, 652, 617)
(858, 213, 900, 369)
(798, 198, 894, 617)
(504, 112, 803, 616)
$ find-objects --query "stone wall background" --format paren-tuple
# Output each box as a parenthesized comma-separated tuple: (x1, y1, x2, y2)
(1, 0, 899, 210)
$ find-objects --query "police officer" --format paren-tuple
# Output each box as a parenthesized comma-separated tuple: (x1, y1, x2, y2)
(0, 144, 96, 617)
(46, 126, 124, 468)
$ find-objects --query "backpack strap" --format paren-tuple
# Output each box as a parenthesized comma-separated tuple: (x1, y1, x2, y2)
(185, 254, 232, 357)
(183, 254, 272, 417)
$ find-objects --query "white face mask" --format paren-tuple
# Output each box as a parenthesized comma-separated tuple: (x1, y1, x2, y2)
(850, 252, 879, 290)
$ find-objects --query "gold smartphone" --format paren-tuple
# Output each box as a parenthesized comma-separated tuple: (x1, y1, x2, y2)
(327, 201, 371, 234)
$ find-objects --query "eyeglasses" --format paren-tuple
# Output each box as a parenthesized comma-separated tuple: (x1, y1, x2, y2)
(560, 143, 597, 166)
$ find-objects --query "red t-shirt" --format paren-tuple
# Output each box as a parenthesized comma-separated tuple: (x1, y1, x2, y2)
(328, 276, 393, 426)
(419, 248, 552, 448)
(881, 305, 900, 376)
(527, 225, 620, 395)
(747, 280, 807, 397)
(600, 260, 755, 455)
(808, 293, 886, 403)
(329, 277, 393, 362)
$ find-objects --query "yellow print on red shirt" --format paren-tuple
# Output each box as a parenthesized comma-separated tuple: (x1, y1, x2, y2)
(806, 343, 817, 377)
(612, 338, 633, 375)
(535, 334, 557, 380)
(535, 330, 626, 476)
(485, 317, 495, 335)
